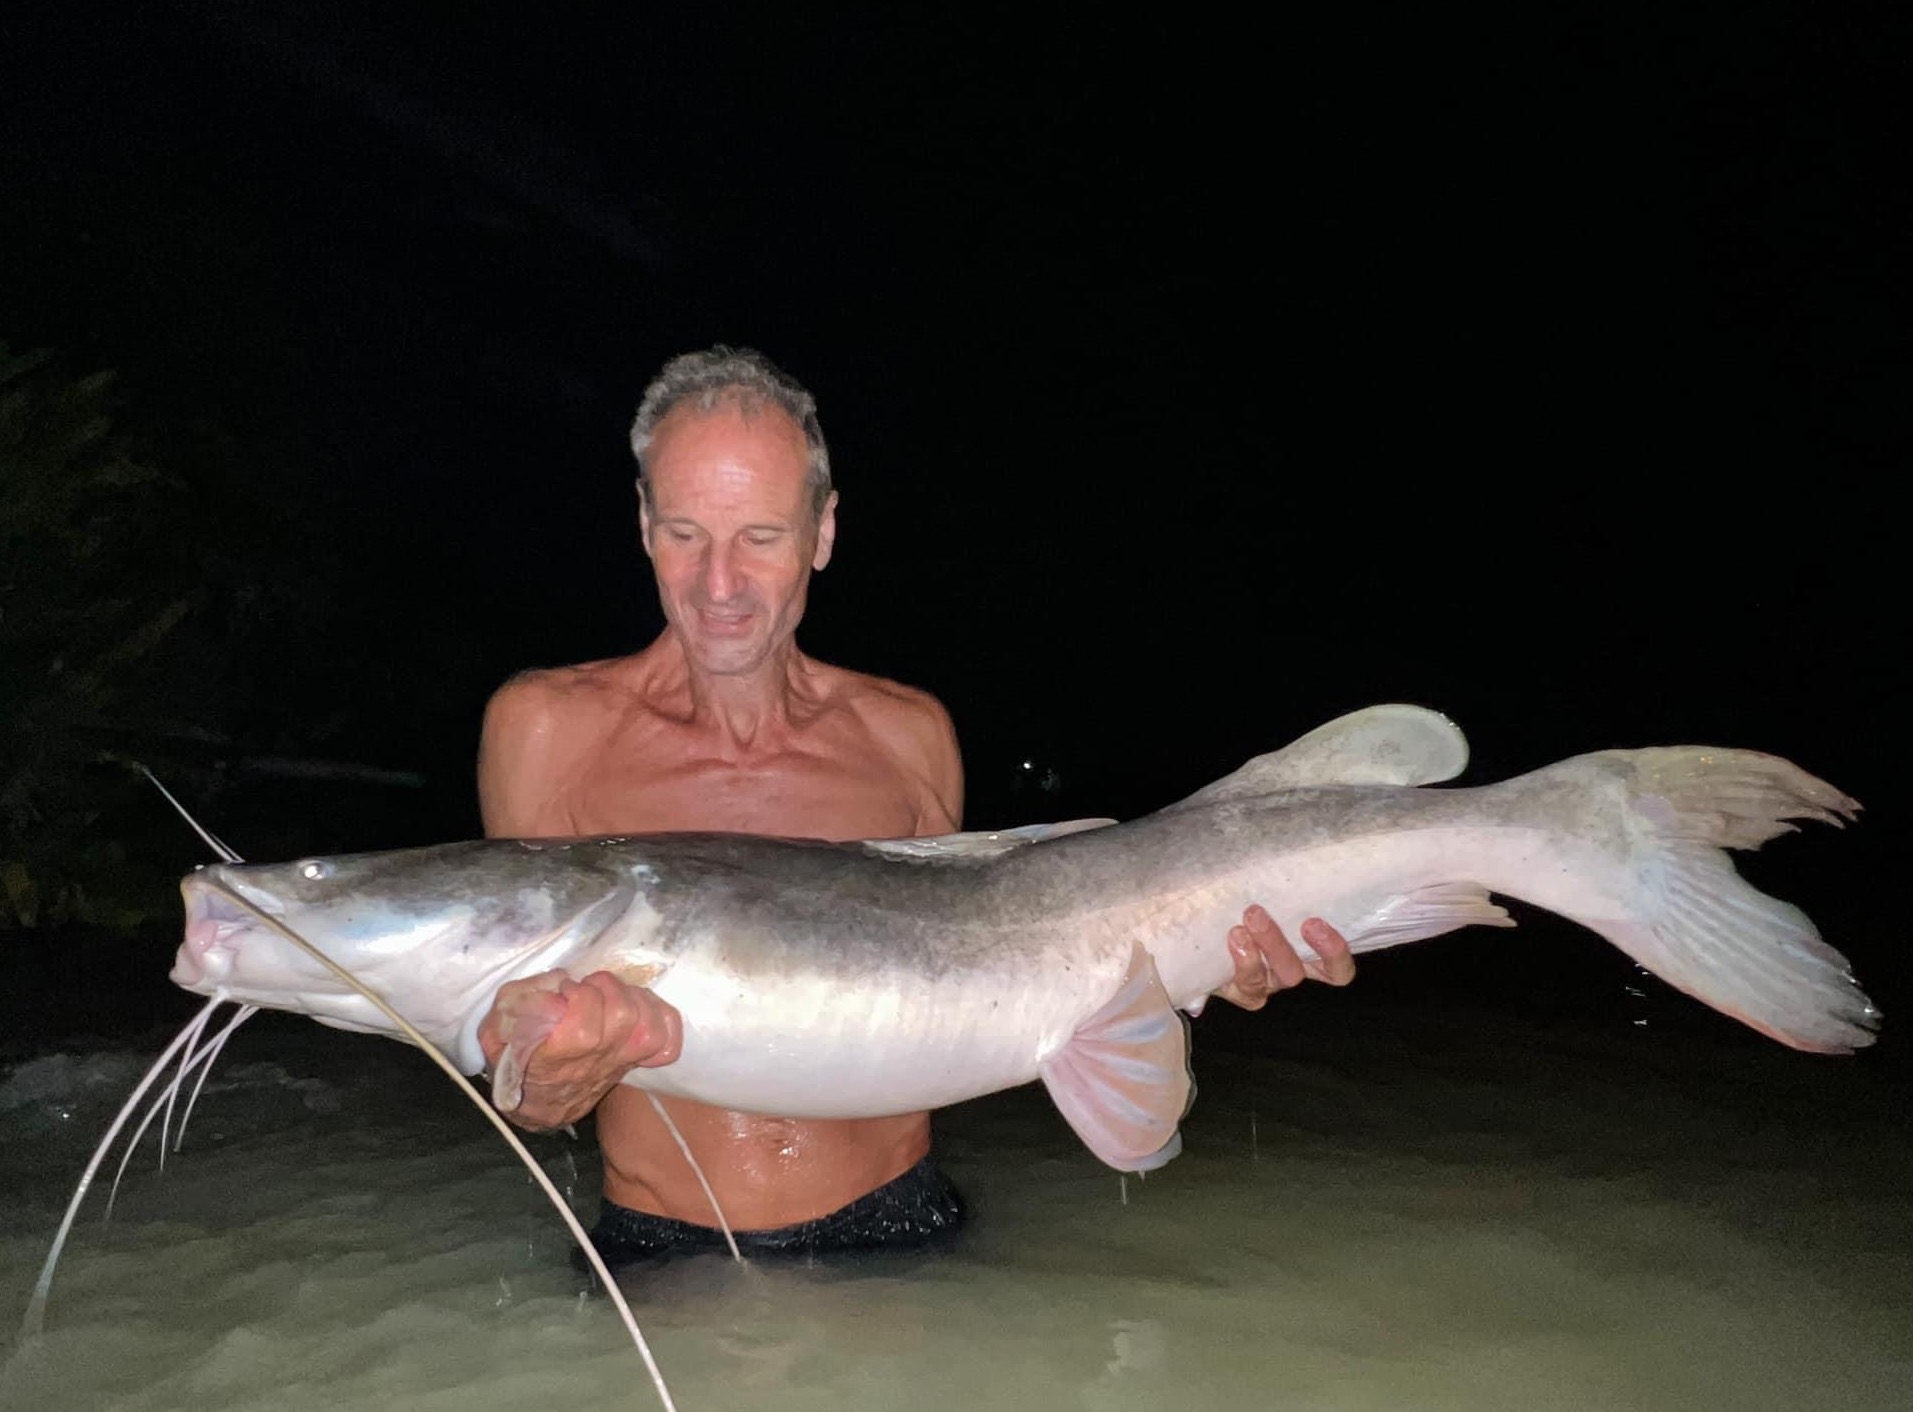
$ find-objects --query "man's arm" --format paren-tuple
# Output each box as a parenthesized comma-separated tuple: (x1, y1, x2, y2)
(858, 680, 964, 834)
(911, 692, 965, 833)
(477, 672, 563, 838)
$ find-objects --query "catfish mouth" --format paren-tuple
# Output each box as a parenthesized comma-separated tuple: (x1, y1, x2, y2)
(174, 876, 248, 991)
(171, 872, 311, 995)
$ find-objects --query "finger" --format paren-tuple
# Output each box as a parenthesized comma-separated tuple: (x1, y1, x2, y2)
(1214, 982, 1267, 1011)
(548, 978, 609, 1054)
(1298, 917, 1357, 986)
(575, 972, 683, 1068)
(583, 972, 656, 1056)
(478, 981, 569, 1066)
(1221, 930, 1271, 1010)
(632, 998, 684, 1067)
(1228, 926, 1270, 980)
(483, 970, 564, 1031)
(1243, 908, 1308, 990)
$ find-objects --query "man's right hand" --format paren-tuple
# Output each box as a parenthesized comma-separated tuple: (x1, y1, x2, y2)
(476, 971, 684, 1131)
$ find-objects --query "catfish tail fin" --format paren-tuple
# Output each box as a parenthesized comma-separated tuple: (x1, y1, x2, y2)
(1597, 747, 1875, 1053)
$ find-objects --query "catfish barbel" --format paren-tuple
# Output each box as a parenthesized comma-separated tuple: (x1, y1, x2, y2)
(168, 705, 1877, 1172)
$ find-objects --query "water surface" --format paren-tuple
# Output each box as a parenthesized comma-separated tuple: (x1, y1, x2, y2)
(4, 987, 1908, 1411)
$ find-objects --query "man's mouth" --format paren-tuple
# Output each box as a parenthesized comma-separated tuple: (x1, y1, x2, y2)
(696, 607, 756, 635)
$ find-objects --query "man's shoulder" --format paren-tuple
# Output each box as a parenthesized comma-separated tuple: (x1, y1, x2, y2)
(812, 661, 954, 740)
(483, 656, 644, 735)
(805, 659, 963, 829)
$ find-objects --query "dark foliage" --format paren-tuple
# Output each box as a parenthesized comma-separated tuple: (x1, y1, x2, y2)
(0, 340, 343, 925)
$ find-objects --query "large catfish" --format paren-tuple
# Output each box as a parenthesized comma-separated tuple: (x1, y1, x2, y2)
(170, 706, 1876, 1172)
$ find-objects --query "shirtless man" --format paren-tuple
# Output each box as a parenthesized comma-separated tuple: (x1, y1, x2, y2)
(473, 346, 1353, 1267)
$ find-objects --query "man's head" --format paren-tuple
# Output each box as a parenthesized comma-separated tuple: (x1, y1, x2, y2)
(630, 346, 832, 524)
(630, 346, 840, 677)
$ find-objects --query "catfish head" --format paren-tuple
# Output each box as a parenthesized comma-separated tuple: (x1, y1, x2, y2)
(172, 838, 648, 1072)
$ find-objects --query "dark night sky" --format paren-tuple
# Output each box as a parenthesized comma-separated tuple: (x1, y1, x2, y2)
(3, 5, 1905, 1009)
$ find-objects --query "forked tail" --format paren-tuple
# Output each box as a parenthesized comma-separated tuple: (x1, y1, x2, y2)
(1576, 746, 1876, 1052)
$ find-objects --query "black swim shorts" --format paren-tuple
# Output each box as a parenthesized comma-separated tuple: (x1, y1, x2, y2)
(576, 1153, 968, 1274)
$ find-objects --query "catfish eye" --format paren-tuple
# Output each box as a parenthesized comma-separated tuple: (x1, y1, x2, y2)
(300, 860, 331, 881)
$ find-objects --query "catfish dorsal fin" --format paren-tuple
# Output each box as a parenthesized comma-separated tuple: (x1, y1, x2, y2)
(1168, 703, 1469, 810)
(861, 817, 1118, 864)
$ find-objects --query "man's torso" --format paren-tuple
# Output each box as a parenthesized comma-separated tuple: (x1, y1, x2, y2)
(480, 643, 960, 1228)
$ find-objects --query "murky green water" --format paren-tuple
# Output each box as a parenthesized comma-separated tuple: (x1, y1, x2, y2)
(4, 993, 1909, 1411)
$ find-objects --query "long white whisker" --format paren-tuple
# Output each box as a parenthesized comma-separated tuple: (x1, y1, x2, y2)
(107, 1002, 225, 1220)
(203, 880, 678, 1411)
(137, 765, 243, 864)
(174, 1005, 257, 1154)
(20, 994, 228, 1341)
(129, 770, 255, 1155)
(155, 1004, 208, 1176)
(159, 1000, 252, 1165)
(646, 1091, 742, 1263)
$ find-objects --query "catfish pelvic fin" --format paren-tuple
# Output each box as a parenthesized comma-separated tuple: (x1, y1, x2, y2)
(1039, 942, 1192, 1173)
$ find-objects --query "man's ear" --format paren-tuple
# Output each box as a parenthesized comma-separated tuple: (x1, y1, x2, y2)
(811, 490, 839, 571)
(637, 481, 655, 558)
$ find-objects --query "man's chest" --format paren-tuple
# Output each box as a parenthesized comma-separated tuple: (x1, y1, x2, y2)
(543, 743, 925, 842)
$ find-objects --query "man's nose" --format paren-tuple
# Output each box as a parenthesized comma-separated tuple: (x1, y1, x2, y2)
(701, 543, 739, 600)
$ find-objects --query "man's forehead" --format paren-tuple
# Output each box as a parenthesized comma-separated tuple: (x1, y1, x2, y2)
(647, 404, 811, 515)
(659, 400, 800, 459)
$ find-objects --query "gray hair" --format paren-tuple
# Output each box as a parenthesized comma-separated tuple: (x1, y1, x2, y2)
(629, 345, 832, 521)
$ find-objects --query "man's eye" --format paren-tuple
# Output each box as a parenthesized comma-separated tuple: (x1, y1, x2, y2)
(743, 532, 782, 548)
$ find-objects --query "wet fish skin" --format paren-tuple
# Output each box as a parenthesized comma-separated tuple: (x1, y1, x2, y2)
(170, 706, 1875, 1172)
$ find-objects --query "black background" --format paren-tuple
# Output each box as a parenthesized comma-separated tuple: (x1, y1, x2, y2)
(2, 4, 1903, 1039)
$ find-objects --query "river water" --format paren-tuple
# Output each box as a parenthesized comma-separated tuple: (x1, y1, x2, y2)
(3, 979, 1909, 1412)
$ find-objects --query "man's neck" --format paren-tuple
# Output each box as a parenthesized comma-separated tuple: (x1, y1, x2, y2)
(654, 633, 813, 750)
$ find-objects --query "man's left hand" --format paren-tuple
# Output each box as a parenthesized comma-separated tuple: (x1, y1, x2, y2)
(1216, 908, 1355, 1010)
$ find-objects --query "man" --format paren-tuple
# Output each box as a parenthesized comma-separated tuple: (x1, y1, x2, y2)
(474, 346, 1353, 1268)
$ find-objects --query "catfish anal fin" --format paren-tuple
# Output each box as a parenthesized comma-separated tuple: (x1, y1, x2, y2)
(1339, 880, 1515, 952)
